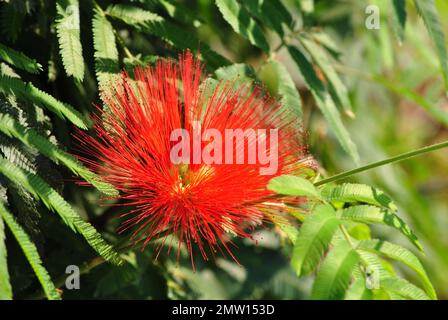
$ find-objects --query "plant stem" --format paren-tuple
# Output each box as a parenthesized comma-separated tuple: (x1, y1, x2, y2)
(339, 225, 355, 248)
(315, 140, 448, 186)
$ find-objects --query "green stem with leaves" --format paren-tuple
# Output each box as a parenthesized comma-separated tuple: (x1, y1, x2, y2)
(315, 140, 448, 187)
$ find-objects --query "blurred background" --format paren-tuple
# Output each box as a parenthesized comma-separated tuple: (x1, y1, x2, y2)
(1, 0, 447, 299)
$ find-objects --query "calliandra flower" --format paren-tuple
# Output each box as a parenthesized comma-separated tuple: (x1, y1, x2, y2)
(75, 51, 309, 267)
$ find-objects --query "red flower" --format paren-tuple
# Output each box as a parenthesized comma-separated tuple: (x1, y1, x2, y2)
(75, 51, 308, 267)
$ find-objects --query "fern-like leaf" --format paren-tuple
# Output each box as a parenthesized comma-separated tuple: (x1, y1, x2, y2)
(0, 157, 123, 265)
(321, 183, 397, 211)
(106, 4, 230, 70)
(414, 0, 448, 91)
(381, 277, 430, 300)
(92, 9, 120, 93)
(0, 201, 60, 300)
(288, 45, 359, 164)
(344, 273, 373, 300)
(291, 204, 340, 276)
(259, 60, 303, 119)
(340, 205, 422, 251)
(358, 239, 436, 299)
(0, 113, 117, 196)
(242, 0, 293, 38)
(0, 74, 90, 129)
(0, 200, 12, 299)
(215, 0, 269, 53)
(0, 43, 42, 74)
(299, 37, 353, 116)
(55, 0, 85, 81)
(392, 0, 407, 44)
(311, 241, 359, 300)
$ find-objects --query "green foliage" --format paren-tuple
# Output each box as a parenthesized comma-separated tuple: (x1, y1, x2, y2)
(55, 0, 85, 81)
(311, 240, 359, 300)
(214, 63, 256, 82)
(413, 0, 448, 91)
(0, 157, 122, 266)
(259, 59, 303, 119)
(321, 183, 397, 211)
(380, 277, 430, 300)
(358, 239, 436, 299)
(299, 37, 353, 115)
(269, 176, 436, 300)
(0, 75, 90, 129)
(243, 0, 293, 38)
(291, 204, 340, 276)
(0, 113, 117, 195)
(0, 43, 42, 74)
(340, 205, 422, 251)
(0, 208, 12, 299)
(215, 0, 270, 52)
(106, 4, 229, 69)
(392, 0, 407, 43)
(268, 175, 321, 199)
(288, 46, 360, 164)
(0, 201, 60, 300)
(92, 9, 120, 93)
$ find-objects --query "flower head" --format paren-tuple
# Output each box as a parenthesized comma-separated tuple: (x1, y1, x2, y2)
(75, 51, 309, 266)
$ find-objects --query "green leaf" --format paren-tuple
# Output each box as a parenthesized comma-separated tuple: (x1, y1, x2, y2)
(0, 43, 42, 74)
(321, 183, 397, 211)
(107, 4, 161, 24)
(356, 249, 393, 283)
(106, 4, 229, 70)
(0, 158, 123, 265)
(215, 63, 256, 82)
(381, 277, 430, 300)
(0, 201, 60, 300)
(215, 0, 270, 53)
(311, 31, 341, 57)
(358, 239, 436, 299)
(288, 46, 359, 164)
(55, 0, 85, 81)
(345, 275, 373, 300)
(242, 0, 293, 37)
(276, 220, 299, 244)
(0, 74, 90, 129)
(392, 0, 407, 44)
(92, 10, 120, 93)
(340, 205, 422, 251)
(0, 113, 118, 196)
(311, 241, 359, 300)
(268, 175, 321, 199)
(353, 250, 413, 300)
(346, 223, 371, 241)
(259, 60, 303, 119)
(299, 37, 353, 116)
(0, 209, 12, 299)
(414, 0, 448, 91)
(158, 0, 203, 27)
(291, 204, 340, 276)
